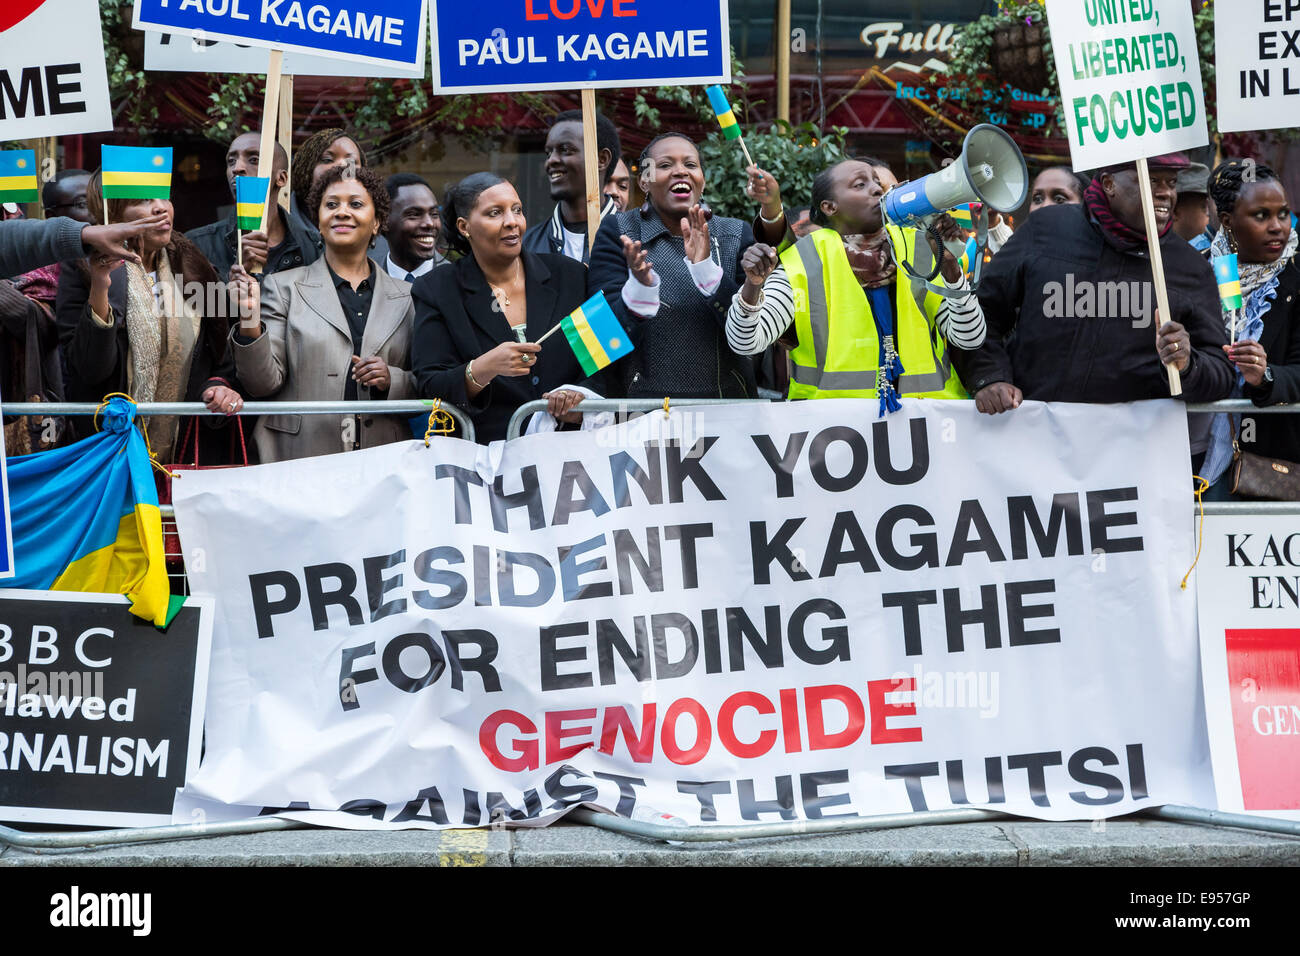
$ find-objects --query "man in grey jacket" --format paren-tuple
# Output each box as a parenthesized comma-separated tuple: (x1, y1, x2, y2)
(1, 216, 162, 279)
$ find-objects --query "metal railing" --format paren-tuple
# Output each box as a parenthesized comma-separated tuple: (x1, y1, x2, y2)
(1, 399, 476, 444)
(505, 397, 773, 442)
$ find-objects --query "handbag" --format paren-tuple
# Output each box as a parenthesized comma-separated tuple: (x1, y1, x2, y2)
(157, 416, 249, 568)
(1229, 415, 1300, 501)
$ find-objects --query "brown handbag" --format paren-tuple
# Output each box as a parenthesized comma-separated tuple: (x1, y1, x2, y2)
(1229, 416, 1300, 501)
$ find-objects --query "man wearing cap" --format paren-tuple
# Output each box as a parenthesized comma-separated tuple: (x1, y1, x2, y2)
(1173, 162, 1213, 254)
(952, 152, 1234, 468)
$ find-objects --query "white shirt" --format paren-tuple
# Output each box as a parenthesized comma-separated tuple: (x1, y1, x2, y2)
(384, 255, 437, 283)
(561, 225, 586, 262)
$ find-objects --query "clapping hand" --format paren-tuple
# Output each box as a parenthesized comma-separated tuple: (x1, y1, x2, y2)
(681, 204, 712, 264)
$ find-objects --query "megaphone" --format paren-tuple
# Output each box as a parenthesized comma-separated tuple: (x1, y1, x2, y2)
(882, 124, 1029, 228)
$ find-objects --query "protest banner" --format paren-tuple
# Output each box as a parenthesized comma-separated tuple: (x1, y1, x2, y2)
(0, 0, 113, 140)
(132, 0, 428, 71)
(0, 592, 212, 827)
(171, 400, 1214, 830)
(1214, 2, 1300, 134)
(1196, 516, 1300, 820)
(1045, 0, 1212, 398)
(143, 30, 424, 78)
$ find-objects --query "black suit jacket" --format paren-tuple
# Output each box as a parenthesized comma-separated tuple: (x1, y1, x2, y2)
(1241, 256, 1300, 463)
(411, 250, 602, 443)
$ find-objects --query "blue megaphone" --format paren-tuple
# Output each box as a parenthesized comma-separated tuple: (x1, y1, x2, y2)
(882, 124, 1029, 228)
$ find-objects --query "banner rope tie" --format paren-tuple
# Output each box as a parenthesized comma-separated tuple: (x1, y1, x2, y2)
(662, 397, 671, 419)
(94, 392, 178, 478)
(423, 399, 455, 446)
(1180, 475, 1210, 590)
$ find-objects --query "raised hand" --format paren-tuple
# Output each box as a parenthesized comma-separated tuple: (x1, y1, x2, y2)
(621, 235, 656, 287)
(745, 164, 783, 221)
(681, 204, 712, 264)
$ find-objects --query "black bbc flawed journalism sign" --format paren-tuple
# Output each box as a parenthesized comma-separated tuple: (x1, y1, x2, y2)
(0, 592, 212, 827)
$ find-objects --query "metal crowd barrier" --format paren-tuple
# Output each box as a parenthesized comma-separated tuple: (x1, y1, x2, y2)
(505, 396, 772, 442)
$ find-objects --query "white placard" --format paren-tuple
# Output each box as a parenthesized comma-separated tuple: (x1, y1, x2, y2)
(143, 31, 423, 79)
(1046, 0, 1209, 170)
(1213, 3, 1300, 134)
(0, 0, 113, 140)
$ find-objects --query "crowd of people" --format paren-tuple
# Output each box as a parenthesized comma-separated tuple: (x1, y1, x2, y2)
(1, 114, 1296, 500)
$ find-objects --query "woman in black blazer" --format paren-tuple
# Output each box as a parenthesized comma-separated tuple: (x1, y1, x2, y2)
(411, 173, 601, 443)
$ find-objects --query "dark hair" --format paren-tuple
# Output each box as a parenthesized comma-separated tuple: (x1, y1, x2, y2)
(306, 164, 390, 243)
(292, 128, 367, 211)
(385, 172, 435, 203)
(1033, 165, 1090, 200)
(441, 172, 509, 257)
(858, 155, 890, 169)
(42, 167, 89, 209)
(1210, 159, 1281, 218)
(551, 110, 623, 186)
(809, 160, 853, 226)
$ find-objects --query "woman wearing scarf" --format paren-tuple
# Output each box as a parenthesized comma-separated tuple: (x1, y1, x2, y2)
(1199, 159, 1300, 498)
(56, 169, 244, 461)
(725, 157, 986, 412)
(951, 152, 1235, 466)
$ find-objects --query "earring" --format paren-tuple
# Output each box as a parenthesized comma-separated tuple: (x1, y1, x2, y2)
(1226, 228, 1238, 254)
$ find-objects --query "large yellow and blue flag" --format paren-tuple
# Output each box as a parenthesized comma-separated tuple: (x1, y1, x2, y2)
(101, 145, 173, 200)
(4, 397, 178, 626)
(0, 150, 38, 204)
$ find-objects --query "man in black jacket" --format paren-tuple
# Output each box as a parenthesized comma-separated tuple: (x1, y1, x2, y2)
(522, 109, 621, 263)
(954, 153, 1234, 466)
(186, 132, 318, 282)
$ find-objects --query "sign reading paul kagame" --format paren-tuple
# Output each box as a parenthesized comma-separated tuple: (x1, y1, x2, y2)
(132, 0, 428, 71)
(430, 0, 730, 93)
(1045, 0, 1208, 170)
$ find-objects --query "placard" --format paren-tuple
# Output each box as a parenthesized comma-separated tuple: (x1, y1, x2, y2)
(1213, 2, 1300, 134)
(143, 29, 423, 78)
(0, 592, 212, 827)
(0, 0, 113, 140)
(430, 0, 730, 93)
(1045, 0, 1209, 170)
(132, 0, 428, 71)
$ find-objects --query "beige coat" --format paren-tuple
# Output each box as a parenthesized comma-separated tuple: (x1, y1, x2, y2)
(232, 256, 416, 463)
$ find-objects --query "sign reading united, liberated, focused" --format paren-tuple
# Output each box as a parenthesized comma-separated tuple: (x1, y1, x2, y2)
(430, 0, 731, 93)
(1045, 0, 1209, 169)
(132, 0, 428, 70)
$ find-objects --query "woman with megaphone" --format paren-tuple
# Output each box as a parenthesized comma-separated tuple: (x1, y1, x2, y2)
(725, 158, 987, 415)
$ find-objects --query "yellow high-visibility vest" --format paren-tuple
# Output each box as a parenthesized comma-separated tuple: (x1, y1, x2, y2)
(779, 226, 968, 401)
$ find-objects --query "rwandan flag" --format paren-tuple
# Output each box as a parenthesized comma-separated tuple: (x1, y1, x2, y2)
(1213, 253, 1244, 310)
(101, 145, 173, 200)
(560, 292, 633, 376)
(235, 175, 270, 230)
(949, 203, 977, 228)
(705, 85, 742, 141)
(0, 150, 38, 204)
(958, 236, 979, 275)
(3, 397, 178, 627)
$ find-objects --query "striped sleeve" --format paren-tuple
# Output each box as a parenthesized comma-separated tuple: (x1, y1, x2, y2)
(934, 274, 987, 350)
(726, 264, 796, 355)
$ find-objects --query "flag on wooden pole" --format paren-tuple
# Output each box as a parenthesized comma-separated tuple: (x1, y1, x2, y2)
(0, 150, 38, 204)
(101, 146, 173, 200)
(236, 176, 271, 231)
(556, 292, 633, 376)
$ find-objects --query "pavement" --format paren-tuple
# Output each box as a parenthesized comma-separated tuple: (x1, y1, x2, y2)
(4, 815, 1300, 866)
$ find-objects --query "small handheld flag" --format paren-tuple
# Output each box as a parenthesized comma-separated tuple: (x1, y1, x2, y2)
(949, 203, 976, 228)
(705, 85, 742, 141)
(235, 176, 271, 231)
(554, 292, 633, 376)
(705, 85, 754, 169)
(958, 236, 979, 275)
(0, 150, 38, 204)
(1213, 253, 1243, 310)
(101, 145, 173, 200)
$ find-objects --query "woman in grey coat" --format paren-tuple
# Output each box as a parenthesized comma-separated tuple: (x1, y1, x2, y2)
(229, 165, 415, 463)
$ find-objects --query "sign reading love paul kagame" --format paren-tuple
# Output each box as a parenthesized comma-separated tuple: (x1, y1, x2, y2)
(430, 0, 730, 93)
(1045, 0, 1209, 170)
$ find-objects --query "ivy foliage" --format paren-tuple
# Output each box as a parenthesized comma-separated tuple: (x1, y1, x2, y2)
(632, 52, 849, 218)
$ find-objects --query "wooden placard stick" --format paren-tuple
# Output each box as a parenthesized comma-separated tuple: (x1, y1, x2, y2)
(1136, 156, 1182, 397)
(581, 88, 601, 252)
(277, 75, 294, 211)
(256, 49, 284, 234)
